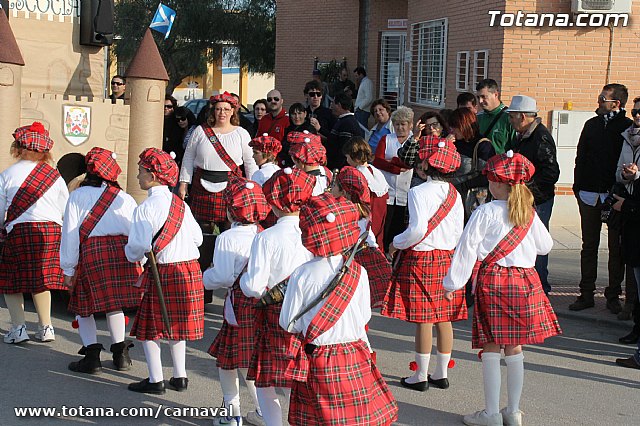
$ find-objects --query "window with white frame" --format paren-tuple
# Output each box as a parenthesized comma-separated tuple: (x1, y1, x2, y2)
(409, 18, 447, 108)
(456, 51, 470, 92)
(473, 50, 489, 89)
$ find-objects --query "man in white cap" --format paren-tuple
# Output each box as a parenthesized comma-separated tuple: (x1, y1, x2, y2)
(507, 95, 560, 294)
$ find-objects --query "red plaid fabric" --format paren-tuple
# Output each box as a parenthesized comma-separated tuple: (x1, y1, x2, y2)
(355, 246, 391, 309)
(300, 193, 361, 257)
(247, 304, 302, 388)
(190, 168, 228, 223)
(208, 281, 258, 369)
(259, 210, 278, 229)
(78, 186, 119, 242)
(250, 134, 282, 156)
(287, 130, 321, 146)
(154, 194, 185, 253)
(418, 136, 461, 174)
(68, 235, 143, 317)
(290, 139, 327, 165)
(381, 249, 467, 323)
(0, 222, 65, 293)
(210, 91, 238, 109)
(6, 163, 61, 223)
(484, 151, 535, 185)
(13, 122, 53, 152)
(138, 148, 179, 186)
(262, 167, 315, 213)
(202, 125, 243, 177)
(223, 175, 270, 224)
(130, 260, 204, 341)
(289, 339, 398, 426)
(85, 147, 121, 182)
(370, 193, 389, 248)
(336, 166, 371, 205)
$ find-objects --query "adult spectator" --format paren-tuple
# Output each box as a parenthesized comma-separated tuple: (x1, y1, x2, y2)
(312, 69, 331, 108)
(367, 99, 394, 152)
(327, 93, 364, 169)
(257, 89, 289, 141)
(304, 80, 334, 143)
(163, 95, 184, 165)
(353, 66, 374, 130)
(569, 83, 633, 313)
(506, 95, 560, 293)
(174, 106, 197, 151)
(457, 92, 478, 113)
(281, 103, 318, 168)
(373, 106, 414, 251)
(248, 99, 268, 138)
(331, 67, 357, 100)
(230, 93, 254, 136)
(476, 79, 516, 154)
(109, 75, 125, 103)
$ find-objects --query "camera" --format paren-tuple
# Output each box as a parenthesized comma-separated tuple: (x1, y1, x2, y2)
(600, 183, 628, 224)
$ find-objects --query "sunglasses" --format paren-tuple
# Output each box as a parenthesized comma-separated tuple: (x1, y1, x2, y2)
(632, 109, 640, 117)
(164, 105, 174, 109)
(111, 81, 124, 86)
(425, 122, 441, 128)
(598, 95, 618, 103)
(176, 116, 187, 121)
(267, 97, 280, 102)
(307, 92, 322, 98)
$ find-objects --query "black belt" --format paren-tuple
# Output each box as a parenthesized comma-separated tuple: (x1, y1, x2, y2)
(306, 169, 322, 177)
(198, 168, 229, 183)
(304, 343, 317, 355)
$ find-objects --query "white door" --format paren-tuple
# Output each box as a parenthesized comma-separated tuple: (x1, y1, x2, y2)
(380, 32, 407, 109)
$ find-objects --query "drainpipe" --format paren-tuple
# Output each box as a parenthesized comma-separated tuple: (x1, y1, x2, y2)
(358, 0, 370, 67)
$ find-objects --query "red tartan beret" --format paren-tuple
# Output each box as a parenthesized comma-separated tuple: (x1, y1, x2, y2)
(299, 192, 361, 257)
(289, 139, 326, 166)
(210, 91, 238, 109)
(223, 175, 270, 224)
(287, 130, 321, 146)
(418, 136, 461, 174)
(85, 147, 121, 182)
(336, 166, 370, 205)
(13, 122, 54, 152)
(484, 150, 535, 186)
(138, 148, 179, 187)
(262, 167, 315, 213)
(250, 134, 282, 156)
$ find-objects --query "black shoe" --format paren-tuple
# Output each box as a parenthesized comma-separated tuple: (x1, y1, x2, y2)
(427, 374, 450, 389)
(400, 377, 428, 392)
(68, 344, 103, 374)
(568, 296, 595, 311)
(606, 298, 623, 314)
(110, 340, 134, 371)
(128, 378, 166, 395)
(167, 377, 188, 391)
(619, 331, 640, 345)
(615, 357, 640, 370)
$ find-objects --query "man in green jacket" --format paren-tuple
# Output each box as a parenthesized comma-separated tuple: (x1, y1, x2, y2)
(476, 79, 516, 154)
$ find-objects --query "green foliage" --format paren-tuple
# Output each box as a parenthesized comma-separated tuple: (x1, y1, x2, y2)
(318, 60, 344, 84)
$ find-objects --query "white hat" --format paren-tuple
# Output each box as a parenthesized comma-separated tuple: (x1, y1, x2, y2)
(508, 95, 538, 113)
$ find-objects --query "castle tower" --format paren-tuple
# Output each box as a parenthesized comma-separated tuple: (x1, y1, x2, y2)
(0, 11, 25, 171)
(125, 29, 169, 202)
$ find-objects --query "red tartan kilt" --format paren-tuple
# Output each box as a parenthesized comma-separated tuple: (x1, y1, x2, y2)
(189, 168, 228, 223)
(0, 222, 65, 293)
(355, 247, 391, 309)
(289, 339, 398, 426)
(130, 260, 204, 341)
(381, 249, 467, 323)
(68, 235, 144, 317)
(208, 284, 258, 369)
(472, 264, 561, 349)
(247, 304, 302, 388)
(370, 193, 388, 249)
(260, 210, 278, 229)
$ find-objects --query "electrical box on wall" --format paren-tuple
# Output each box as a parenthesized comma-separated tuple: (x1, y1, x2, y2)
(571, 0, 633, 14)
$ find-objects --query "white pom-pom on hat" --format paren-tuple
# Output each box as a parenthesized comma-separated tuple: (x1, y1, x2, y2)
(169, 151, 177, 159)
(303, 130, 310, 134)
(304, 138, 310, 143)
(437, 141, 445, 148)
(111, 152, 117, 160)
(506, 150, 514, 158)
(263, 133, 269, 137)
(326, 213, 336, 223)
(245, 182, 255, 189)
(284, 167, 293, 175)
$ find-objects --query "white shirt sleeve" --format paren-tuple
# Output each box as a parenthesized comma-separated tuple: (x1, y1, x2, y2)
(203, 233, 238, 290)
(179, 125, 204, 184)
(392, 187, 426, 249)
(239, 127, 258, 179)
(125, 204, 155, 263)
(59, 196, 80, 277)
(279, 265, 305, 334)
(240, 235, 272, 298)
(443, 209, 487, 292)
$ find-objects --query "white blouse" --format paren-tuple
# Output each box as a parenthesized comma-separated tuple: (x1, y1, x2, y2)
(356, 164, 389, 197)
(252, 162, 280, 186)
(379, 134, 413, 206)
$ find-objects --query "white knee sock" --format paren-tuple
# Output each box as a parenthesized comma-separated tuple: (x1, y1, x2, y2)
(431, 351, 451, 380)
(482, 352, 502, 416)
(405, 352, 430, 384)
(218, 368, 241, 415)
(280, 387, 291, 400)
(77, 315, 98, 346)
(140, 340, 163, 383)
(105, 311, 125, 344)
(256, 387, 282, 426)
(505, 352, 524, 414)
(239, 368, 261, 415)
(168, 340, 187, 378)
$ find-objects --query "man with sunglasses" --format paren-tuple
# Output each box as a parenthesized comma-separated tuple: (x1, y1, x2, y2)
(257, 89, 289, 142)
(570, 83, 634, 314)
(304, 80, 334, 143)
(109, 75, 125, 104)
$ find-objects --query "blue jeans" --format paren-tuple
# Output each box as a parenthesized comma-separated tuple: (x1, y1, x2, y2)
(355, 109, 370, 129)
(535, 198, 554, 293)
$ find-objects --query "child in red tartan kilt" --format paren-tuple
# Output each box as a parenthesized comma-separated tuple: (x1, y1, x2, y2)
(0, 122, 68, 344)
(279, 192, 398, 426)
(444, 151, 561, 426)
(249, 134, 281, 229)
(203, 175, 270, 425)
(288, 131, 332, 196)
(125, 148, 204, 395)
(382, 136, 467, 392)
(61, 147, 143, 374)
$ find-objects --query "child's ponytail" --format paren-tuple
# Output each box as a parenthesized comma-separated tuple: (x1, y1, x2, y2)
(507, 183, 534, 227)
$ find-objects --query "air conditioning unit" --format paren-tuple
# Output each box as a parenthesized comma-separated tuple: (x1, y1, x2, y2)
(571, 0, 632, 14)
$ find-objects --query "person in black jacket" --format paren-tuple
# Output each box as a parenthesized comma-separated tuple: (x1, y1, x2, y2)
(569, 83, 633, 312)
(304, 80, 334, 144)
(327, 93, 364, 169)
(506, 95, 560, 293)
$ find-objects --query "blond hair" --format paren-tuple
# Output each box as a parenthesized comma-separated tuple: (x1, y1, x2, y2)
(11, 141, 54, 165)
(507, 184, 534, 227)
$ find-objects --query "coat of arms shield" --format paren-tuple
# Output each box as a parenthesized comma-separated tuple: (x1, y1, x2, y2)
(63, 106, 91, 146)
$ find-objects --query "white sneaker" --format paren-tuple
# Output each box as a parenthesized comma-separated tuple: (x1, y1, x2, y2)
(463, 409, 503, 426)
(500, 408, 523, 426)
(213, 415, 242, 426)
(245, 410, 265, 426)
(4, 324, 29, 344)
(35, 325, 55, 342)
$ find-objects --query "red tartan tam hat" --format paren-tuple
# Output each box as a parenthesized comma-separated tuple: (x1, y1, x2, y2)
(484, 150, 535, 185)
(289, 139, 326, 166)
(418, 136, 461, 174)
(13, 122, 54, 152)
(262, 167, 315, 213)
(223, 175, 270, 224)
(336, 166, 370, 205)
(210, 91, 238, 109)
(300, 192, 361, 257)
(287, 130, 321, 146)
(138, 148, 179, 187)
(250, 134, 282, 156)
(85, 147, 121, 182)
